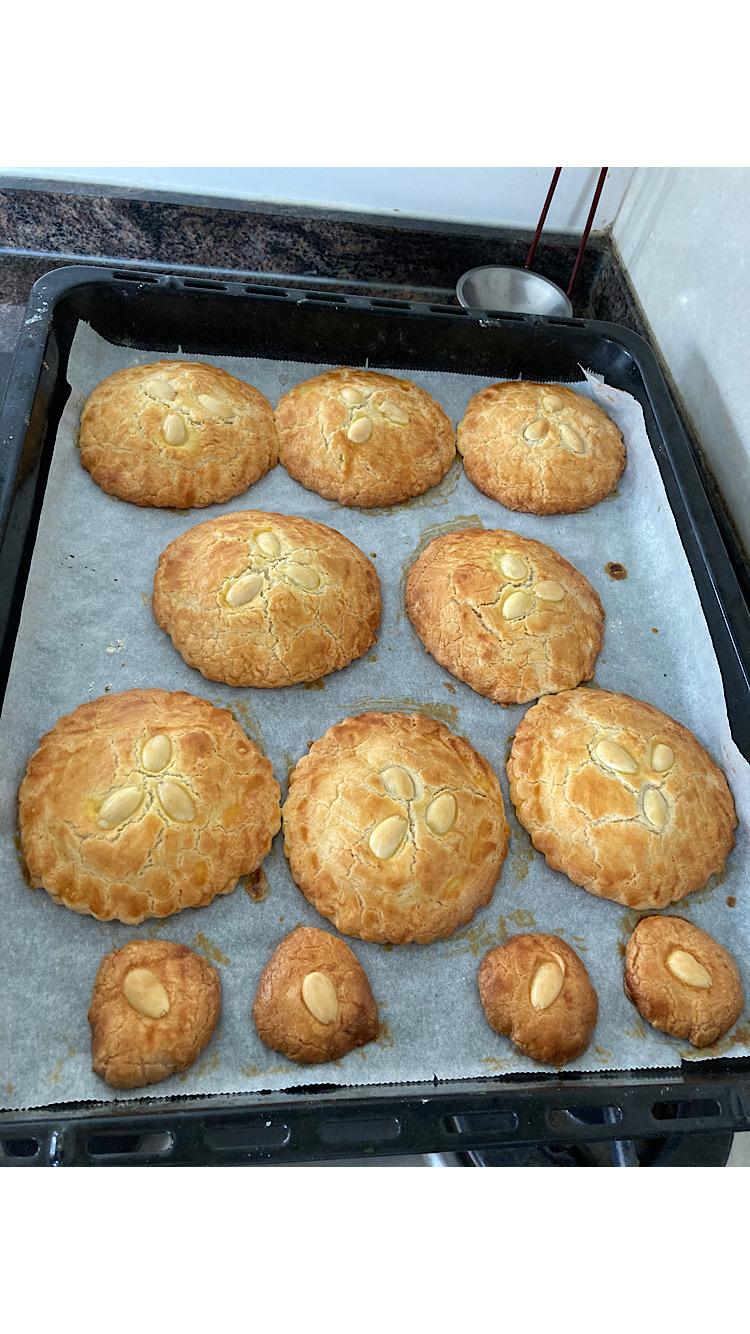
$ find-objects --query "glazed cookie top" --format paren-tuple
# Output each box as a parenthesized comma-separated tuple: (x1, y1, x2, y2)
(19, 688, 281, 924)
(153, 510, 381, 688)
(458, 381, 625, 514)
(275, 367, 455, 507)
(88, 939, 221, 1089)
(282, 710, 509, 945)
(507, 688, 737, 910)
(478, 934, 598, 1067)
(405, 527, 604, 705)
(624, 916, 743, 1049)
(79, 360, 278, 508)
(252, 926, 379, 1064)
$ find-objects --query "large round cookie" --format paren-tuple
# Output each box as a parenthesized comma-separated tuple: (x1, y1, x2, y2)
(89, 939, 222, 1088)
(275, 367, 455, 507)
(19, 689, 281, 923)
(252, 926, 379, 1064)
(406, 527, 604, 705)
(458, 381, 625, 514)
(507, 688, 737, 909)
(153, 511, 381, 688)
(282, 711, 509, 944)
(79, 360, 278, 508)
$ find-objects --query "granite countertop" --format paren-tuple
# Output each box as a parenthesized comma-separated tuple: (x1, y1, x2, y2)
(0, 181, 746, 594)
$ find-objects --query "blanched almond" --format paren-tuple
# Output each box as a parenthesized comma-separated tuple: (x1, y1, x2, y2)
(256, 531, 281, 558)
(651, 743, 674, 773)
(499, 553, 528, 581)
(381, 398, 409, 424)
(283, 562, 320, 591)
(559, 423, 586, 454)
(530, 958, 565, 1010)
(667, 949, 711, 989)
(369, 815, 407, 860)
(98, 786, 144, 829)
(425, 792, 457, 835)
(123, 967, 170, 1018)
(141, 734, 172, 774)
(523, 418, 550, 443)
(163, 413, 187, 446)
(157, 780, 196, 823)
(341, 386, 366, 406)
(502, 590, 533, 620)
(534, 580, 565, 601)
(347, 416, 373, 443)
(301, 971, 339, 1024)
(382, 766, 415, 801)
(594, 739, 638, 774)
(225, 572, 263, 607)
(643, 787, 668, 830)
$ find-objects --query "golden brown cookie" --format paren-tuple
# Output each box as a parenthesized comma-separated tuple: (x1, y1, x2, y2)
(406, 527, 604, 705)
(478, 934, 598, 1066)
(458, 381, 625, 514)
(507, 689, 737, 910)
(153, 510, 381, 688)
(19, 688, 281, 924)
(79, 360, 278, 508)
(275, 367, 455, 507)
(89, 939, 221, 1089)
(252, 926, 379, 1063)
(282, 711, 509, 945)
(624, 916, 743, 1048)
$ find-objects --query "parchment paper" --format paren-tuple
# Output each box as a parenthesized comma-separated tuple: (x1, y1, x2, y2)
(1, 323, 749, 1111)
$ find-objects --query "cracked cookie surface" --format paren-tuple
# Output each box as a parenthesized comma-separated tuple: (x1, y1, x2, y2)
(19, 688, 281, 923)
(624, 916, 743, 1048)
(282, 711, 509, 944)
(79, 360, 278, 508)
(458, 381, 625, 514)
(478, 933, 598, 1066)
(507, 688, 737, 909)
(89, 938, 221, 1088)
(252, 926, 379, 1063)
(406, 527, 604, 705)
(153, 510, 381, 687)
(275, 367, 455, 507)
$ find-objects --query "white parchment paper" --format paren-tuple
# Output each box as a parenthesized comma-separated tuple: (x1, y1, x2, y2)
(1, 323, 749, 1111)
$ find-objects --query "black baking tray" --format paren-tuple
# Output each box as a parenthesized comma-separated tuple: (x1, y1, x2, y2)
(1, 264, 749, 1166)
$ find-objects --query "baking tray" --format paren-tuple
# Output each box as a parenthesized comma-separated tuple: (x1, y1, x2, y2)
(1, 264, 749, 1166)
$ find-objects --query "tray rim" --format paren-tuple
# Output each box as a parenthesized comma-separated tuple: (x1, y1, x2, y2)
(1, 262, 749, 1163)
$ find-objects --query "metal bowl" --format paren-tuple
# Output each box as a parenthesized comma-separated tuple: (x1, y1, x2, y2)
(456, 265, 573, 317)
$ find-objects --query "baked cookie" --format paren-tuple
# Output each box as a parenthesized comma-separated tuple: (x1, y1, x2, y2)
(458, 381, 625, 514)
(252, 926, 379, 1063)
(406, 527, 603, 705)
(624, 916, 743, 1049)
(153, 511, 381, 688)
(507, 688, 737, 909)
(19, 688, 281, 923)
(478, 934, 598, 1066)
(275, 367, 455, 508)
(79, 360, 278, 508)
(89, 939, 221, 1089)
(282, 711, 509, 945)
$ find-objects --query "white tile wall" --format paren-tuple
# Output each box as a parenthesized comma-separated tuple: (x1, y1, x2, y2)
(613, 168, 750, 548)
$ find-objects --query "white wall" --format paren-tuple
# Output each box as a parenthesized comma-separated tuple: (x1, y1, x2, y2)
(613, 168, 750, 548)
(3, 167, 632, 231)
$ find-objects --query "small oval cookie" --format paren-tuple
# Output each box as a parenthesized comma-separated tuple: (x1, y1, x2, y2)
(18, 688, 281, 923)
(79, 360, 278, 508)
(275, 367, 455, 507)
(406, 527, 604, 704)
(282, 711, 509, 945)
(624, 916, 743, 1048)
(252, 926, 379, 1064)
(153, 511, 381, 687)
(507, 689, 737, 909)
(89, 939, 221, 1089)
(458, 381, 625, 514)
(478, 934, 598, 1066)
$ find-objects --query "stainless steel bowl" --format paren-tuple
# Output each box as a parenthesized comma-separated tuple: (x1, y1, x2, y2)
(456, 265, 573, 317)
